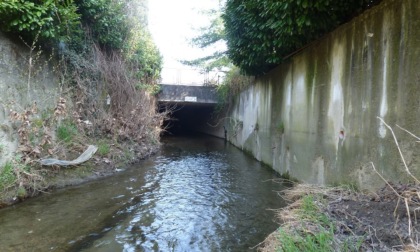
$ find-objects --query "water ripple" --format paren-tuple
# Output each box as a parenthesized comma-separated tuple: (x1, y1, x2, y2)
(0, 136, 287, 252)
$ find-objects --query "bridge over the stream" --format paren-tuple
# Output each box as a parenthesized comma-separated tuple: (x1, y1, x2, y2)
(157, 84, 222, 135)
(158, 84, 218, 106)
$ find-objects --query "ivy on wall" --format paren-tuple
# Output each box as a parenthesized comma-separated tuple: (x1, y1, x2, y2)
(223, 0, 380, 75)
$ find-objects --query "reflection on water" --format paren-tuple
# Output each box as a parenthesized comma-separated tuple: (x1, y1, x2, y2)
(0, 135, 287, 251)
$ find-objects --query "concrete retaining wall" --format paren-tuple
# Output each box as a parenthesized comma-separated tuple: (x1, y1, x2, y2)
(0, 32, 60, 167)
(225, 0, 420, 189)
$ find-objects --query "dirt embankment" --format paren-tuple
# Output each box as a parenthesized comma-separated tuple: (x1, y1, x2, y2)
(328, 183, 420, 250)
(0, 42, 168, 208)
(0, 90, 165, 208)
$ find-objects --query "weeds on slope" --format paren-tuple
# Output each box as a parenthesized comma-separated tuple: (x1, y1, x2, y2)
(0, 36, 168, 206)
(257, 184, 364, 252)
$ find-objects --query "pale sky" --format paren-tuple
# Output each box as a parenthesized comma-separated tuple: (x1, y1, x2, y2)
(148, 0, 223, 85)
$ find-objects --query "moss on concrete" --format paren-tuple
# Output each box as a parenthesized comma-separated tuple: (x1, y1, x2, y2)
(226, 0, 420, 190)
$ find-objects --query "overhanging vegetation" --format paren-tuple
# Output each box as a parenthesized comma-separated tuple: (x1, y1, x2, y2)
(223, 0, 381, 75)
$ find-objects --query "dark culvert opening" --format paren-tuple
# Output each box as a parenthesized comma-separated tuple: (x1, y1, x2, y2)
(159, 102, 217, 136)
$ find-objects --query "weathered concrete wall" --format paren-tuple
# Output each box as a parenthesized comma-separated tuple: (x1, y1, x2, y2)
(226, 0, 420, 189)
(0, 32, 60, 167)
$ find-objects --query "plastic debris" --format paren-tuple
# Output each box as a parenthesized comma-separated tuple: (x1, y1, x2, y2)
(39, 145, 98, 166)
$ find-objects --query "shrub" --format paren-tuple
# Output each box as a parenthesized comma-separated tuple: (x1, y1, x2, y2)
(74, 0, 131, 50)
(0, 0, 80, 45)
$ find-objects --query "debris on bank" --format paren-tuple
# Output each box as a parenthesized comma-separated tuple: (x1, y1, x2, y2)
(39, 145, 98, 166)
(258, 183, 420, 252)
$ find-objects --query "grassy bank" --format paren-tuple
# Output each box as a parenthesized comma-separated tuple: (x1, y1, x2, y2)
(258, 183, 420, 252)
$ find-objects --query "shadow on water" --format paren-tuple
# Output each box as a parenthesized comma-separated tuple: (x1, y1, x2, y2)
(0, 134, 288, 251)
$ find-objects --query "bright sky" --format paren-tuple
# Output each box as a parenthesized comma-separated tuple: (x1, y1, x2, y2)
(148, 0, 222, 85)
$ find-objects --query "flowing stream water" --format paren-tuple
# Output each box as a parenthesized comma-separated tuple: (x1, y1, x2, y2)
(0, 135, 287, 251)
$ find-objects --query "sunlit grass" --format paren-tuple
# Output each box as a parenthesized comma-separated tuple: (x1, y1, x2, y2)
(259, 185, 366, 252)
(275, 195, 334, 252)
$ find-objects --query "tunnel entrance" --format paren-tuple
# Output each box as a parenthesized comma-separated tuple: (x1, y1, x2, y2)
(157, 84, 221, 136)
(159, 102, 217, 135)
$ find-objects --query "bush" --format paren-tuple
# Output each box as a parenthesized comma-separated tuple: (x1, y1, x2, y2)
(223, 0, 381, 75)
(215, 66, 254, 112)
(74, 0, 129, 50)
(0, 0, 80, 45)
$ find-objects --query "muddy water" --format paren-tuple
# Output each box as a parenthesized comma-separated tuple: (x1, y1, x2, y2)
(0, 135, 287, 251)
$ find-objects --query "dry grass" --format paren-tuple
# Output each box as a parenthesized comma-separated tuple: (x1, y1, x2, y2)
(66, 44, 166, 145)
(258, 184, 346, 252)
(372, 118, 420, 250)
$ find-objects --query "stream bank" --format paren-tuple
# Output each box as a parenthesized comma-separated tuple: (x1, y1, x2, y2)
(0, 30, 166, 207)
(258, 183, 420, 251)
(0, 140, 160, 208)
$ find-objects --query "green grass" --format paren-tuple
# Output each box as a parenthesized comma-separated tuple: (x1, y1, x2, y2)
(74, 163, 94, 177)
(97, 141, 110, 156)
(277, 228, 334, 252)
(299, 195, 330, 224)
(274, 194, 364, 252)
(0, 162, 16, 191)
(57, 122, 78, 143)
(122, 149, 134, 163)
(276, 195, 335, 252)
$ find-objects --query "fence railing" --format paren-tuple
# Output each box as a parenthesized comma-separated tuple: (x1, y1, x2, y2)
(159, 68, 225, 86)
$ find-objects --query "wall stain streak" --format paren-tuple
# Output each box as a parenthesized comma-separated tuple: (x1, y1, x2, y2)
(225, 0, 420, 189)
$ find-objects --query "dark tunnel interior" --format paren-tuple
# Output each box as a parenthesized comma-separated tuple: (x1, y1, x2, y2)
(159, 103, 217, 136)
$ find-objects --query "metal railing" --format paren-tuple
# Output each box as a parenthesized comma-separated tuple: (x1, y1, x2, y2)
(159, 68, 225, 86)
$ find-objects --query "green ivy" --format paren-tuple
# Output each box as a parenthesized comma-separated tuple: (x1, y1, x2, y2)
(0, 0, 162, 95)
(0, 0, 80, 44)
(74, 0, 130, 50)
(223, 0, 380, 75)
